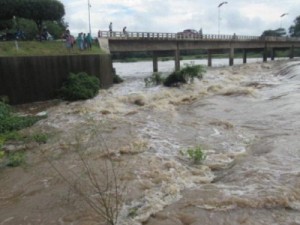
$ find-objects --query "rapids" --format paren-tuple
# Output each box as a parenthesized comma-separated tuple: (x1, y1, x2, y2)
(0, 58, 300, 225)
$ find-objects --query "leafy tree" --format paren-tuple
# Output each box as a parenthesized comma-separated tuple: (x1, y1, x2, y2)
(261, 28, 286, 37)
(44, 20, 66, 39)
(289, 16, 300, 37)
(0, 19, 13, 31)
(0, 0, 17, 20)
(0, 0, 65, 33)
(16, 18, 38, 40)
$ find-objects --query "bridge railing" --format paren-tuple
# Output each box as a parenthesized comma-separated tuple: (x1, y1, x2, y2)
(98, 31, 300, 42)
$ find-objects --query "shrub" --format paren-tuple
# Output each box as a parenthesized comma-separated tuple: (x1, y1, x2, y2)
(0, 102, 43, 134)
(163, 70, 186, 87)
(144, 72, 165, 87)
(186, 146, 206, 164)
(113, 74, 124, 84)
(7, 151, 26, 167)
(59, 72, 100, 101)
(32, 133, 48, 144)
(164, 63, 205, 87)
(0, 102, 11, 119)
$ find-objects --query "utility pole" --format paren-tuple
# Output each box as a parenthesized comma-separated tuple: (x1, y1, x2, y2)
(218, 1, 228, 36)
(280, 13, 288, 28)
(88, 0, 91, 34)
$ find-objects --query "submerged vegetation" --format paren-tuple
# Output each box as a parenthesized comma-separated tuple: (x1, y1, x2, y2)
(144, 63, 206, 87)
(144, 72, 165, 87)
(180, 145, 206, 164)
(0, 102, 42, 133)
(187, 146, 206, 164)
(164, 63, 205, 87)
(0, 101, 47, 168)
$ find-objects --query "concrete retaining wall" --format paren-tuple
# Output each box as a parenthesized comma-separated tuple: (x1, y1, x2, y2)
(0, 54, 113, 104)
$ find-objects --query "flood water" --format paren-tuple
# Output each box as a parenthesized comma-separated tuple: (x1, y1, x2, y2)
(0, 58, 300, 225)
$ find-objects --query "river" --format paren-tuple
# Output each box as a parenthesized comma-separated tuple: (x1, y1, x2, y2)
(0, 58, 300, 225)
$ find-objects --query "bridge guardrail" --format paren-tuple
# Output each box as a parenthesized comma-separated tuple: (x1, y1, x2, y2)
(98, 31, 300, 42)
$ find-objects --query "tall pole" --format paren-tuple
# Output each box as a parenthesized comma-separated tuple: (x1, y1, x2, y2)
(88, 0, 91, 34)
(218, 1, 228, 35)
(280, 13, 288, 28)
(218, 7, 220, 35)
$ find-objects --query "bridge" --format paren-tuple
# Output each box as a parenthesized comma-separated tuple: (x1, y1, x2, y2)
(98, 31, 300, 71)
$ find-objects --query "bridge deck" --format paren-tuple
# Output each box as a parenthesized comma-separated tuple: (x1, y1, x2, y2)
(98, 31, 300, 42)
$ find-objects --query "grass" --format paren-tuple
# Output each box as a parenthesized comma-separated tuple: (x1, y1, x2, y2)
(0, 101, 47, 168)
(0, 40, 105, 57)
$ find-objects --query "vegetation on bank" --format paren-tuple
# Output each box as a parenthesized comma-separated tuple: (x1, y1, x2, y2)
(0, 41, 104, 56)
(59, 72, 100, 101)
(0, 101, 47, 168)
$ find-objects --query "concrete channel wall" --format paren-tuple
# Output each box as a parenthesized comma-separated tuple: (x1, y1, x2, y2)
(0, 54, 113, 104)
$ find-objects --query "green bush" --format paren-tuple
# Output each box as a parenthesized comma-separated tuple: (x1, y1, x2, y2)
(0, 102, 11, 119)
(164, 63, 205, 87)
(32, 133, 48, 144)
(186, 146, 206, 164)
(7, 151, 26, 167)
(113, 74, 124, 84)
(144, 72, 165, 87)
(0, 102, 42, 134)
(59, 72, 100, 101)
(163, 70, 186, 87)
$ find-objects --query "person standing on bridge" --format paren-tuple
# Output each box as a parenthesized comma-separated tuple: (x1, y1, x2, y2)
(123, 26, 127, 37)
(109, 22, 113, 37)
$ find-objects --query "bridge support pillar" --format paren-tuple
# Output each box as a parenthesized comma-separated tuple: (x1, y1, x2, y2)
(263, 46, 268, 62)
(153, 52, 158, 72)
(229, 47, 234, 66)
(271, 48, 275, 61)
(207, 50, 212, 67)
(243, 49, 247, 64)
(175, 49, 180, 71)
(289, 45, 295, 59)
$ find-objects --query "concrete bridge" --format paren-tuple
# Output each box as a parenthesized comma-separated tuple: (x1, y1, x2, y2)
(98, 31, 300, 71)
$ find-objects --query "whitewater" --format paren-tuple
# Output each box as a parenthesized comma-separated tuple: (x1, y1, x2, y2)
(0, 58, 300, 225)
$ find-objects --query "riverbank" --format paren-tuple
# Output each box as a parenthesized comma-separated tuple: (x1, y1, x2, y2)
(0, 41, 104, 57)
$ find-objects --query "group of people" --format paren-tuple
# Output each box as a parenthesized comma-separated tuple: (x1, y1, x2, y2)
(108, 22, 128, 37)
(63, 29, 93, 51)
(76, 32, 93, 50)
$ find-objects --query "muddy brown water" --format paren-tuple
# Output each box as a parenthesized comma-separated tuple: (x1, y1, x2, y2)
(1, 59, 300, 225)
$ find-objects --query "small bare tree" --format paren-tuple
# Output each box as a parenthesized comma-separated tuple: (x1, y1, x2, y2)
(45, 131, 125, 225)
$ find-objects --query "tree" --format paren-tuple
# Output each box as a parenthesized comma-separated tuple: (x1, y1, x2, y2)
(289, 16, 300, 37)
(261, 28, 286, 37)
(0, 19, 13, 31)
(0, 0, 17, 20)
(0, 0, 65, 33)
(44, 19, 67, 39)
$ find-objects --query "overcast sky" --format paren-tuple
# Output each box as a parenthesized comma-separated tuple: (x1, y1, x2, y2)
(59, 0, 300, 37)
